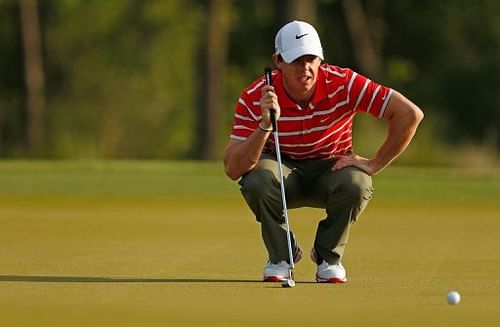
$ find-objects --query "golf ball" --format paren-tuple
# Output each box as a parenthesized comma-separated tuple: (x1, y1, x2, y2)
(447, 291, 461, 305)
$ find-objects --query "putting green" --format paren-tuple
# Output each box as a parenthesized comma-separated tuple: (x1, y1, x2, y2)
(0, 161, 499, 326)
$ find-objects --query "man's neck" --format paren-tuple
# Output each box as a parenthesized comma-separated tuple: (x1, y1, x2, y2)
(289, 88, 315, 109)
(282, 78, 316, 109)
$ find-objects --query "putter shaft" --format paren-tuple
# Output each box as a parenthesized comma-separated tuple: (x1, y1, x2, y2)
(273, 128, 295, 270)
(265, 67, 295, 274)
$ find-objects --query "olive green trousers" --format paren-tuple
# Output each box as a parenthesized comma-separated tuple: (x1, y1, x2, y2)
(239, 154, 374, 265)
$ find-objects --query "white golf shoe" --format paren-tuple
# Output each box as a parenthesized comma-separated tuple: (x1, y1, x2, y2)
(315, 260, 347, 283)
(263, 261, 291, 282)
(262, 244, 302, 282)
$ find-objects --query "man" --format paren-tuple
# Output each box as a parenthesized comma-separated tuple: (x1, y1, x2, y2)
(223, 21, 423, 283)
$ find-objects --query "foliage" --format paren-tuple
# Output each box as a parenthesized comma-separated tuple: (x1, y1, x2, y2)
(382, 0, 500, 146)
(0, 0, 24, 155)
(0, 0, 498, 161)
(44, 0, 203, 158)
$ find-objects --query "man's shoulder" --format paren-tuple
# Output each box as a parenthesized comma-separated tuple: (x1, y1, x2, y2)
(320, 63, 353, 80)
(241, 74, 267, 99)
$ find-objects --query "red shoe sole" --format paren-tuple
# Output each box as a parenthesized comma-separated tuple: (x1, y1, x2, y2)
(263, 276, 286, 282)
(316, 276, 347, 283)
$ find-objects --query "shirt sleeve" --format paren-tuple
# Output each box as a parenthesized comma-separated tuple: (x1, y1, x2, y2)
(345, 69, 393, 119)
(229, 91, 261, 141)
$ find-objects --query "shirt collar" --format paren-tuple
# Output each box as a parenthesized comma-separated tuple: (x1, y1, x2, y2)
(308, 67, 328, 110)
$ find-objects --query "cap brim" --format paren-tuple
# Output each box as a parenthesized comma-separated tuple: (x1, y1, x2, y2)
(281, 46, 324, 63)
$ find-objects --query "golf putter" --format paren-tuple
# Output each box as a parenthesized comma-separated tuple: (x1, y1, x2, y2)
(264, 67, 295, 288)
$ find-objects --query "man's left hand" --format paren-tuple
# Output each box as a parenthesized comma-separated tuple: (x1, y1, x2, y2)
(332, 154, 377, 176)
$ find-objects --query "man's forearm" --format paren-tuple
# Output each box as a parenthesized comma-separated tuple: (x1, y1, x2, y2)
(371, 112, 422, 174)
(223, 128, 271, 180)
(332, 91, 423, 175)
(371, 93, 424, 174)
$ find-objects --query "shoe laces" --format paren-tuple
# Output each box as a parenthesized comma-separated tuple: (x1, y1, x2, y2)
(319, 260, 343, 270)
(268, 261, 289, 269)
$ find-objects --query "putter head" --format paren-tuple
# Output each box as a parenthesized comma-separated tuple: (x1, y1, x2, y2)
(281, 278, 295, 288)
(281, 269, 295, 288)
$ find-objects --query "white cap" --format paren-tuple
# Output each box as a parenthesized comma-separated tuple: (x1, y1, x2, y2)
(275, 20, 324, 63)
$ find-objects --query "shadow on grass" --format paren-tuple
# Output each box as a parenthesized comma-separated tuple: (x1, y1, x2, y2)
(0, 275, 317, 284)
(0, 275, 261, 284)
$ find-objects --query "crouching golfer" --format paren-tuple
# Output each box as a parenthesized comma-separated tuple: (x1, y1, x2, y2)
(223, 21, 423, 283)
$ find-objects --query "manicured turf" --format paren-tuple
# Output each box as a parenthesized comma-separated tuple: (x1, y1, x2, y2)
(0, 161, 499, 326)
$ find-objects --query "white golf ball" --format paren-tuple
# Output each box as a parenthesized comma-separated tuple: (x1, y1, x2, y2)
(447, 291, 461, 305)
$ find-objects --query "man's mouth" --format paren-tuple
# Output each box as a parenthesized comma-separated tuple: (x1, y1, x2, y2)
(298, 76, 311, 83)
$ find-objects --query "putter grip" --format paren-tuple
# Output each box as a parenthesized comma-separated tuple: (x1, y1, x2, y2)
(264, 67, 277, 132)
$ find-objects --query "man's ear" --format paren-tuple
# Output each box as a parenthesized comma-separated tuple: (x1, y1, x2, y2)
(272, 54, 282, 70)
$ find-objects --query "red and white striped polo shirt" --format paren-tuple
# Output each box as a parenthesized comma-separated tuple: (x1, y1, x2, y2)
(230, 64, 393, 160)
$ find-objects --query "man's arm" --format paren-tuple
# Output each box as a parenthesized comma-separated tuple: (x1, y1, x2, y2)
(333, 90, 424, 175)
(223, 130, 271, 181)
(224, 84, 280, 180)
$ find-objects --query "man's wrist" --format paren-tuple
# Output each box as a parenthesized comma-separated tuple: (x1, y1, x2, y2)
(368, 158, 384, 175)
(258, 123, 273, 132)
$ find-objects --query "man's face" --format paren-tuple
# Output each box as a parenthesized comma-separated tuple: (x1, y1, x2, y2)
(274, 54, 321, 103)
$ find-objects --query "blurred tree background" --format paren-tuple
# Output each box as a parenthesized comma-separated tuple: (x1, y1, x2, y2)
(0, 0, 498, 166)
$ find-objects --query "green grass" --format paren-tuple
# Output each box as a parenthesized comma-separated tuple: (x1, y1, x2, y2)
(0, 161, 499, 326)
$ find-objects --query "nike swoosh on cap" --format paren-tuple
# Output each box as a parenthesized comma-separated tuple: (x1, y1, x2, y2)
(295, 33, 308, 39)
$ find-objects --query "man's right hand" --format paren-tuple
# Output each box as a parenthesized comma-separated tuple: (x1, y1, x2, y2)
(260, 85, 281, 129)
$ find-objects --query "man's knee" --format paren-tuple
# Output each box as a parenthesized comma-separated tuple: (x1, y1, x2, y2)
(239, 168, 277, 203)
(328, 168, 374, 205)
(340, 176, 372, 201)
(239, 168, 280, 222)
